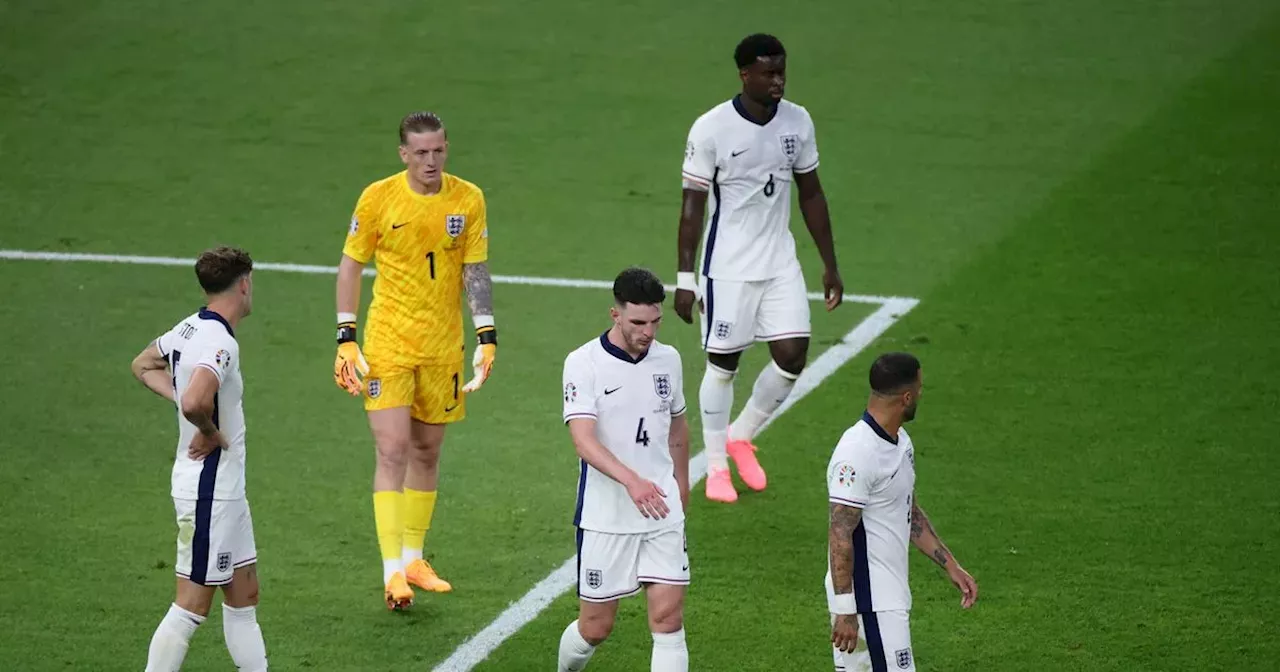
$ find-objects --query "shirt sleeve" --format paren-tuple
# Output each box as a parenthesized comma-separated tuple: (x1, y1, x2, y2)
(793, 109, 820, 174)
(681, 116, 717, 188)
(462, 188, 489, 265)
(341, 184, 381, 264)
(154, 327, 175, 357)
(827, 441, 873, 509)
(194, 337, 238, 386)
(562, 351, 597, 423)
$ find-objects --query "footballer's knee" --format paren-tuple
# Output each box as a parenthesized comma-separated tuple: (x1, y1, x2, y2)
(706, 351, 742, 375)
(224, 570, 260, 608)
(648, 603, 684, 634)
(175, 579, 215, 617)
(373, 433, 411, 466)
(577, 611, 615, 645)
(770, 339, 809, 376)
(409, 440, 441, 471)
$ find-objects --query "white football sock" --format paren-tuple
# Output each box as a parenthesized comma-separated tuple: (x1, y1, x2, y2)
(651, 628, 688, 672)
(558, 620, 596, 671)
(403, 546, 423, 564)
(383, 558, 402, 583)
(729, 360, 799, 442)
(699, 363, 736, 470)
(145, 603, 204, 672)
(222, 604, 268, 671)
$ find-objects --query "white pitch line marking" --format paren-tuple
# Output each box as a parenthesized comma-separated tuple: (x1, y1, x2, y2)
(0, 249, 915, 305)
(431, 297, 919, 671)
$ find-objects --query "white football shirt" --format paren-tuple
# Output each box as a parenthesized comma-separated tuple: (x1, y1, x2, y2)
(681, 96, 820, 282)
(155, 308, 248, 501)
(825, 411, 917, 613)
(562, 332, 687, 534)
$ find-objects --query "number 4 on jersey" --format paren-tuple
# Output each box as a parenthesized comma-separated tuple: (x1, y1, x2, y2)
(635, 418, 650, 446)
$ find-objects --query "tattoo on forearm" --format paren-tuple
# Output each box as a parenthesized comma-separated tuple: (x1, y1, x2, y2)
(829, 503, 861, 593)
(912, 502, 955, 567)
(463, 263, 493, 317)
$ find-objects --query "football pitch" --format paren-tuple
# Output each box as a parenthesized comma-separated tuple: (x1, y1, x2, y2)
(2, 1, 1279, 670)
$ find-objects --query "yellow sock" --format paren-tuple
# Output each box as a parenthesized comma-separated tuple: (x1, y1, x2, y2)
(373, 490, 404, 575)
(403, 489, 437, 562)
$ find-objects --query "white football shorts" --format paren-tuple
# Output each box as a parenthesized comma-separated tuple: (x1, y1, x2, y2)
(699, 266, 811, 354)
(173, 497, 257, 587)
(576, 525, 689, 603)
(832, 610, 915, 672)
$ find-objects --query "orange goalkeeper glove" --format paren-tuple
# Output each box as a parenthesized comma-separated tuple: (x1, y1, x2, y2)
(334, 320, 369, 396)
(461, 318, 496, 393)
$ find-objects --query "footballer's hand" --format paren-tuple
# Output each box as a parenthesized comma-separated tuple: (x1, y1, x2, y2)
(188, 430, 227, 461)
(823, 267, 844, 311)
(674, 289, 696, 324)
(461, 343, 496, 393)
(949, 565, 979, 609)
(626, 477, 669, 519)
(334, 341, 369, 396)
(831, 613, 859, 653)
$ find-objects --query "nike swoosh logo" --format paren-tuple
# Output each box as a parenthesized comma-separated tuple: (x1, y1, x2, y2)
(392, 222, 409, 229)
(604, 387, 622, 395)
(682, 565, 689, 571)
(444, 403, 458, 412)
(731, 149, 749, 157)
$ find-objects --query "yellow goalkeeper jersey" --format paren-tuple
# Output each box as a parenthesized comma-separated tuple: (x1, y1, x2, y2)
(342, 171, 489, 365)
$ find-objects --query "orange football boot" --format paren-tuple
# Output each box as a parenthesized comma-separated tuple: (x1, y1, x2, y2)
(405, 558, 453, 593)
(385, 571, 414, 610)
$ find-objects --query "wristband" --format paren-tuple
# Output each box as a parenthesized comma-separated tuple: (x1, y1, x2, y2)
(677, 272, 697, 292)
(337, 312, 357, 324)
(337, 323, 357, 344)
(474, 315, 497, 345)
(830, 594, 857, 615)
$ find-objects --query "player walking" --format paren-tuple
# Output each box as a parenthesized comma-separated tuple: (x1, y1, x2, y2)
(675, 33, 844, 503)
(557, 268, 692, 672)
(826, 353, 978, 671)
(131, 246, 268, 672)
(333, 111, 497, 609)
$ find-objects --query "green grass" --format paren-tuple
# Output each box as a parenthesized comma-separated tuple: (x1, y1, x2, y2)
(2, 0, 1279, 670)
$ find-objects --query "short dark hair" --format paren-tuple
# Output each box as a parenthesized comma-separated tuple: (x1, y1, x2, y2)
(734, 33, 786, 69)
(613, 267, 666, 306)
(869, 352, 921, 394)
(399, 111, 446, 144)
(194, 246, 253, 294)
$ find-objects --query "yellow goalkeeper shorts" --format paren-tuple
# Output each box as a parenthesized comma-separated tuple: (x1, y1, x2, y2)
(364, 357, 466, 424)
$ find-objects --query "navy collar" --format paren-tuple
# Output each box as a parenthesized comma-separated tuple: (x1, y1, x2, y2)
(862, 410, 898, 445)
(198, 307, 235, 338)
(599, 330, 647, 364)
(733, 94, 777, 126)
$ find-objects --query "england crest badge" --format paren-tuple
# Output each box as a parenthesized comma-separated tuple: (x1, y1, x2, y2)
(446, 214, 466, 238)
(652, 374, 672, 400)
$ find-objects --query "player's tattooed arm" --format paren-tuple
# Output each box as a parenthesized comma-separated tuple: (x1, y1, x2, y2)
(910, 499, 954, 568)
(829, 502, 863, 595)
(911, 496, 981, 608)
(131, 342, 175, 403)
(463, 262, 494, 318)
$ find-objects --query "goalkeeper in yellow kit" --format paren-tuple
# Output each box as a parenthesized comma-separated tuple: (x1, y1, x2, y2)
(333, 111, 497, 610)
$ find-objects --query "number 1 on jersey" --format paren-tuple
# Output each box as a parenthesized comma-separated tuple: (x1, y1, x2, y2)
(635, 417, 650, 446)
(425, 251, 436, 279)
